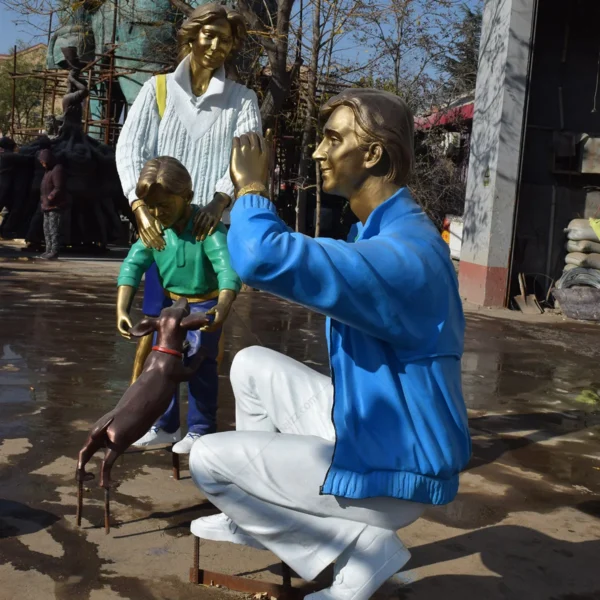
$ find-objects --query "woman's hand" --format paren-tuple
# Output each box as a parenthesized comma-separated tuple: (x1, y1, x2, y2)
(193, 193, 230, 242)
(201, 289, 236, 332)
(134, 202, 165, 250)
(230, 130, 273, 194)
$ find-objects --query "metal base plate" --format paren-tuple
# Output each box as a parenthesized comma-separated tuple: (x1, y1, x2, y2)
(190, 568, 324, 599)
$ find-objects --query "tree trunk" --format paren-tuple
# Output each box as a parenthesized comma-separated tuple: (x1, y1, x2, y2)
(238, 0, 297, 130)
(295, 0, 321, 233)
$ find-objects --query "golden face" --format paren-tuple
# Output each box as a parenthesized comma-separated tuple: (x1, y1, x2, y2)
(313, 106, 373, 200)
(191, 18, 234, 71)
(145, 186, 189, 229)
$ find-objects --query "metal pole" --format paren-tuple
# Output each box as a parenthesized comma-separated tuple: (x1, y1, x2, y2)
(191, 536, 200, 584)
(47, 11, 54, 46)
(84, 69, 93, 134)
(40, 77, 48, 131)
(40, 12, 54, 130)
(10, 45, 17, 137)
(51, 80, 57, 120)
(104, 0, 119, 145)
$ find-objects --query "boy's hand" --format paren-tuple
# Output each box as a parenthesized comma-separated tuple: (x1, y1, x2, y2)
(133, 202, 165, 251)
(193, 193, 230, 241)
(116, 285, 135, 339)
(201, 289, 236, 332)
(117, 310, 133, 339)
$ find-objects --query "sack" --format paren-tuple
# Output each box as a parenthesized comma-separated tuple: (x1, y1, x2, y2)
(565, 226, 599, 241)
(557, 266, 600, 289)
(590, 218, 600, 241)
(565, 251, 600, 269)
(565, 239, 600, 254)
(567, 218, 590, 229)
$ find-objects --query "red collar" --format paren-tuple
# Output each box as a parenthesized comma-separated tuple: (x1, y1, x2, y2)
(152, 345, 183, 359)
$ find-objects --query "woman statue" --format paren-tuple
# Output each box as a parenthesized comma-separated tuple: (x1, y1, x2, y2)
(115, 2, 261, 452)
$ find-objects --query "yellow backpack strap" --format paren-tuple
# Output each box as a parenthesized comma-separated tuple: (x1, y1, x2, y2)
(155, 74, 167, 119)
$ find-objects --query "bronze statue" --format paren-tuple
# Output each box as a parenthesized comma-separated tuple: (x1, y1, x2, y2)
(187, 89, 469, 599)
(75, 298, 209, 533)
(115, 3, 258, 450)
(116, 156, 240, 455)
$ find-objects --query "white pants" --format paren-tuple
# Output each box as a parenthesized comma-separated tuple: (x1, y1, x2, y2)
(189, 346, 425, 581)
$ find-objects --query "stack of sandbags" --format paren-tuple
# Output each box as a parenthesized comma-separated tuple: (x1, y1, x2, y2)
(563, 219, 600, 272)
(557, 219, 600, 320)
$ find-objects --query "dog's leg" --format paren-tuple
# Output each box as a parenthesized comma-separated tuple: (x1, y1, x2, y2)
(76, 479, 84, 527)
(100, 448, 120, 534)
(104, 488, 111, 535)
(76, 415, 114, 483)
(100, 448, 120, 490)
(76, 435, 102, 484)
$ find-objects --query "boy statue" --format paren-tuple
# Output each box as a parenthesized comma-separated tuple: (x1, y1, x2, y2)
(116, 156, 241, 453)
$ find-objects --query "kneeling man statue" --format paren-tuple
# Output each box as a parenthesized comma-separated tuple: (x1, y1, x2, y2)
(189, 89, 472, 599)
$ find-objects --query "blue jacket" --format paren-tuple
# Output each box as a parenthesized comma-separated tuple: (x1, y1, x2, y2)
(228, 189, 471, 505)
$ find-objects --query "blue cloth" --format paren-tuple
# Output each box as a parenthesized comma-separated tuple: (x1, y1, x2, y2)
(142, 262, 165, 317)
(228, 189, 471, 506)
(155, 299, 221, 435)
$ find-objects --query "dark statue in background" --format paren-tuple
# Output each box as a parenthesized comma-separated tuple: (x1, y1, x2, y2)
(59, 47, 90, 136)
(0, 48, 133, 252)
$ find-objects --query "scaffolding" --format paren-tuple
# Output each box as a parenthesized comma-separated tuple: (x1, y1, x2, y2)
(8, 3, 171, 147)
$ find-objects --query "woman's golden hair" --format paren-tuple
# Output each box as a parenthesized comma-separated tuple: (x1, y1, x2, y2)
(177, 3, 247, 65)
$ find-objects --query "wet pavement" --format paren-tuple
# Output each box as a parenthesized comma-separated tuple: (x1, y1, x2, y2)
(0, 248, 599, 600)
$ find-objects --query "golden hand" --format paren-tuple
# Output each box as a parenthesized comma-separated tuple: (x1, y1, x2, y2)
(133, 201, 165, 251)
(201, 289, 236, 332)
(230, 129, 274, 195)
(193, 193, 231, 241)
(117, 310, 133, 339)
(116, 286, 136, 339)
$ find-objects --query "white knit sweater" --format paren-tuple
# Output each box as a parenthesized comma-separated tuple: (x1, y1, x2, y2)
(116, 55, 261, 220)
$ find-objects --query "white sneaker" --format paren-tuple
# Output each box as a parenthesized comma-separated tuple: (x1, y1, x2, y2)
(132, 426, 182, 448)
(305, 527, 411, 600)
(172, 432, 203, 454)
(190, 512, 267, 550)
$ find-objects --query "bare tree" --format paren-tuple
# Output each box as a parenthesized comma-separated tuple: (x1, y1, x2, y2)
(350, 0, 463, 110)
(295, 0, 320, 232)
(293, 0, 363, 233)
(236, 0, 298, 130)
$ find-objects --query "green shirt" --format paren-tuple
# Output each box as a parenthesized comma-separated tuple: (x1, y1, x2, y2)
(117, 207, 241, 295)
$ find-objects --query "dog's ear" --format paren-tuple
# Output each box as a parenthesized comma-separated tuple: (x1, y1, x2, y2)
(130, 317, 158, 337)
(180, 313, 210, 331)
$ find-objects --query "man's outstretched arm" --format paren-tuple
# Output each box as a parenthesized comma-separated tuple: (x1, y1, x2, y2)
(228, 194, 447, 349)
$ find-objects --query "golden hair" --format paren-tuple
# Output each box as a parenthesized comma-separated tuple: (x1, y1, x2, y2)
(321, 89, 415, 186)
(136, 156, 193, 203)
(177, 3, 247, 65)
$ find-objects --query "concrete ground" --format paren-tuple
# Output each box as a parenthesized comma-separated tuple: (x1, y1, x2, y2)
(0, 242, 599, 600)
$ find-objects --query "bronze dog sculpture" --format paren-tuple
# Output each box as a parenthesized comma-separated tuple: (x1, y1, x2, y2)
(75, 298, 209, 532)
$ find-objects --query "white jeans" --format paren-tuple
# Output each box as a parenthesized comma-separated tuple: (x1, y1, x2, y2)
(189, 346, 425, 581)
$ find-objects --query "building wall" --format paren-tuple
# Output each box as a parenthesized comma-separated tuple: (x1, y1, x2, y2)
(459, 0, 536, 306)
